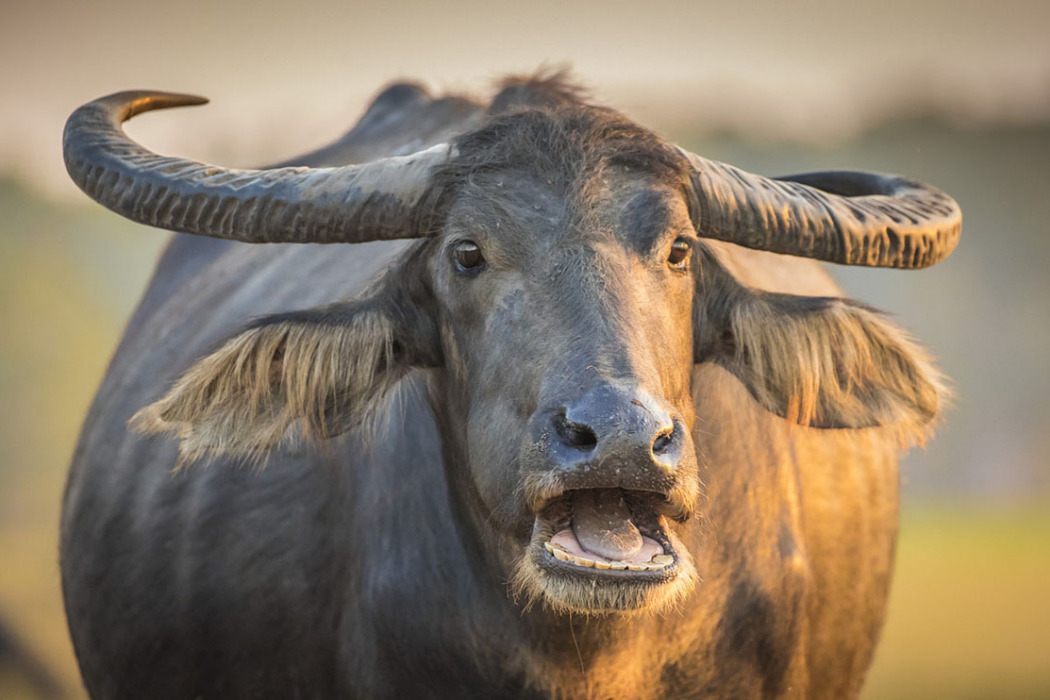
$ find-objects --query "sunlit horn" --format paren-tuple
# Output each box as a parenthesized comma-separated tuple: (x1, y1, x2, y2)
(64, 91, 449, 243)
(683, 150, 961, 268)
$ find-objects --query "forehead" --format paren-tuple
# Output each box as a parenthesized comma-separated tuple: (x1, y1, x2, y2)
(443, 169, 691, 255)
(435, 105, 692, 254)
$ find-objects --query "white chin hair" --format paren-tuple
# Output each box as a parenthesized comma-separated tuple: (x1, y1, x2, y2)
(510, 532, 698, 617)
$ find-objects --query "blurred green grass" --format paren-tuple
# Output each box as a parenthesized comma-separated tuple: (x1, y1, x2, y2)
(864, 503, 1050, 699)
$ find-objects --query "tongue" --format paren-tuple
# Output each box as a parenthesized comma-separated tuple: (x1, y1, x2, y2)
(570, 489, 643, 561)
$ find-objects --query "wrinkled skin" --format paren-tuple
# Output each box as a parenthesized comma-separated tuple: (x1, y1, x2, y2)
(62, 79, 914, 699)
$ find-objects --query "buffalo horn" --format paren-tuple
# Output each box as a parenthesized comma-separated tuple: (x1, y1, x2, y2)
(63, 91, 448, 243)
(683, 151, 961, 268)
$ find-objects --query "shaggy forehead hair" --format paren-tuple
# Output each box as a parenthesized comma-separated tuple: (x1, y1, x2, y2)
(428, 100, 692, 221)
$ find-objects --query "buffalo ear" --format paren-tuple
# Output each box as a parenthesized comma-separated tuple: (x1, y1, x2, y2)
(131, 276, 440, 466)
(696, 269, 947, 444)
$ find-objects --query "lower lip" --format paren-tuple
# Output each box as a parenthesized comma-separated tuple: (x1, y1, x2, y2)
(543, 540, 673, 571)
(536, 543, 679, 581)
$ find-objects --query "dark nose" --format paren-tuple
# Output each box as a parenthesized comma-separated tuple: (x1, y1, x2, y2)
(548, 385, 683, 474)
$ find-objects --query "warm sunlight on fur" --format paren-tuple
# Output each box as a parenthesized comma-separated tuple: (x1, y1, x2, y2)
(728, 293, 949, 446)
(131, 306, 400, 467)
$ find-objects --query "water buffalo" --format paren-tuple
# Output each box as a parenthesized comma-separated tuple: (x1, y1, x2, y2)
(61, 74, 959, 698)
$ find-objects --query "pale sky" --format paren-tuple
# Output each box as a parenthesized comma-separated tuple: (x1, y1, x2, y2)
(2, 0, 1048, 197)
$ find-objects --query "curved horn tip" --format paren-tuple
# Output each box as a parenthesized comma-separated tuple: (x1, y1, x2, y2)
(79, 90, 210, 123)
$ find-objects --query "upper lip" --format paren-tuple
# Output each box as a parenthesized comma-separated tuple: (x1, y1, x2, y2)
(523, 472, 694, 523)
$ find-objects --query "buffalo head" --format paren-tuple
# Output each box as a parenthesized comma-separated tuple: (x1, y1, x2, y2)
(63, 85, 958, 615)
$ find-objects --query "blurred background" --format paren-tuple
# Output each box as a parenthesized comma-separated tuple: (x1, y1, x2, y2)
(1, 0, 1048, 697)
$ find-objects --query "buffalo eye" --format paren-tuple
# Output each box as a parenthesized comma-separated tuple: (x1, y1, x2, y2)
(668, 237, 691, 268)
(452, 241, 485, 272)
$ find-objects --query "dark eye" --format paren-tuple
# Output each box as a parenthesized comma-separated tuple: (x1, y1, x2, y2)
(668, 237, 691, 268)
(452, 241, 484, 272)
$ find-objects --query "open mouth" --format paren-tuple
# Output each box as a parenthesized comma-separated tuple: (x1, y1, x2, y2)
(534, 488, 678, 578)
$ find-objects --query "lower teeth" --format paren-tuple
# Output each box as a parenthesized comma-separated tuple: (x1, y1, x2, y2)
(544, 541, 672, 570)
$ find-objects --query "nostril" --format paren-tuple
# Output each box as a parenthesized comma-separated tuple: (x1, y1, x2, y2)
(553, 412, 598, 451)
(652, 429, 673, 455)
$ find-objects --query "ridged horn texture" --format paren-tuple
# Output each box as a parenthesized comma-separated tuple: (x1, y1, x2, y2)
(683, 151, 961, 268)
(63, 90, 450, 243)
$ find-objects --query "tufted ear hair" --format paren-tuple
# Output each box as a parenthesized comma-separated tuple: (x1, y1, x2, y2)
(132, 260, 440, 467)
(694, 252, 947, 445)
